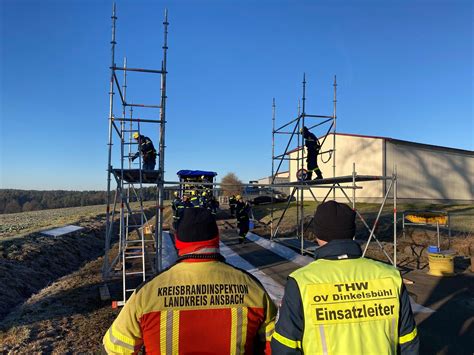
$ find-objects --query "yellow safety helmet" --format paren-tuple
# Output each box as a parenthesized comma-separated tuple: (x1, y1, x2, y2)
(202, 191, 207, 196)
(173, 191, 179, 197)
(191, 190, 196, 196)
(133, 132, 139, 139)
(236, 195, 242, 200)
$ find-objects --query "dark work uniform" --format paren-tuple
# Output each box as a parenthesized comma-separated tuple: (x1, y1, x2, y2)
(236, 200, 251, 243)
(302, 129, 323, 180)
(171, 197, 183, 230)
(229, 195, 237, 217)
(132, 135, 157, 170)
(190, 194, 201, 208)
(209, 196, 219, 216)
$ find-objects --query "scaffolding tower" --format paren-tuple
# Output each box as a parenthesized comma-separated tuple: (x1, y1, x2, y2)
(270, 76, 399, 266)
(102, 4, 169, 306)
(270, 75, 336, 248)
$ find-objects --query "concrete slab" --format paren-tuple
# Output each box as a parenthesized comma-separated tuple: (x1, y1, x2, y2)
(402, 269, 474, 354)
(41, 225, 84, 237)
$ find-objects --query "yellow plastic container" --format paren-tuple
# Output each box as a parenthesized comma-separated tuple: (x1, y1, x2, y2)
(428, 252, 455, 276)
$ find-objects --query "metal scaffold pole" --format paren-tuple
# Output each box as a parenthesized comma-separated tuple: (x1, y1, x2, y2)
(270, 98, 276, 238)
(300, 74, 306, 249)
(156, 9, 169, 273)
(332, 75, 337, 200)
(103, 2, 117, 279)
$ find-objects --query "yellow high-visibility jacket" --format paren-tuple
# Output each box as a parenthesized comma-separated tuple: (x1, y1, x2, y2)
(271, 240, 419, 355)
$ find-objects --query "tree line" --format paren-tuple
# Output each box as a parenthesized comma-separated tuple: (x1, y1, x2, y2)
(1, 173, 243, 214)
(0, 188, 160, 214)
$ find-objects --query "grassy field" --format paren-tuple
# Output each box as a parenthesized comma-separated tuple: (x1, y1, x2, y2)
(254, 201, 474, 235)
(252, 201, 474, 265)
(0, 201, 163, 240)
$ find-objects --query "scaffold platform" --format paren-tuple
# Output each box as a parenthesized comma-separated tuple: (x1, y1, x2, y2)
(112, 169, 161, 184)
(272, 174, 387, 187)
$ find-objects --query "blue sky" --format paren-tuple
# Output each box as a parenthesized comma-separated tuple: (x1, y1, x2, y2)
(1, 0, 472, 190)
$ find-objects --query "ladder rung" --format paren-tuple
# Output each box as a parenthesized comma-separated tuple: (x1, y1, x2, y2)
(127, 239, 154, 243)
(123, 129, 139, 132)
(125, 255, 144, 259)
(125, 246, 143, 251)
(125, 252, 143, 256)
(126, 271, 145, 276)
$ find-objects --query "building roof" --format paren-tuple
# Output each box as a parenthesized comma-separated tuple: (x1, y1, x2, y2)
(285, 132, 473, 155)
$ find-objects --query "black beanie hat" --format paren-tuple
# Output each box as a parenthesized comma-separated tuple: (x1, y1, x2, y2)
(176, 208, 219, 243)
(313, 201, 355, 241)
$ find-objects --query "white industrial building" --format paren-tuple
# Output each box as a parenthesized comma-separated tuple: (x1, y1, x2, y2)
(287, 133, 473, 203)
(258, 171, 290, 194)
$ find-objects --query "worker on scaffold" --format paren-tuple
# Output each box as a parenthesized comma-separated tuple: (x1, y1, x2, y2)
(301, 126, 323, 180)
(131, 132, 157, 170)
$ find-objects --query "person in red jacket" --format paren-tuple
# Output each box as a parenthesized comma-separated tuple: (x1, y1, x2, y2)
(103, 208, 277, 354)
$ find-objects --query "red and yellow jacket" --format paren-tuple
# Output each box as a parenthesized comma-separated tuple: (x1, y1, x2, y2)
(103, 256, 277, 354)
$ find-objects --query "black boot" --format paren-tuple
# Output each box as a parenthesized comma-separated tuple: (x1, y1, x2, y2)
(315, 169, 323, 180)
(305, 171, 313, 181)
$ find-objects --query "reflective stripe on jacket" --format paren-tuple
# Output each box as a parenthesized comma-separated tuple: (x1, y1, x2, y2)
(103, 258, 277, 354)
(272, 239, 419, 355)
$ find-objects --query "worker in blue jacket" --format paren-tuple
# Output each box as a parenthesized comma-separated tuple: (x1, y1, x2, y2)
(131, 133, 157, 170)
(171, 191, 183, 230)
(301, 126, 323, 180)
(236, 195, 251, 244)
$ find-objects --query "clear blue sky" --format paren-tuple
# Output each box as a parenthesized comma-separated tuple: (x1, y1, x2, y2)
(1, 0, 472, 190)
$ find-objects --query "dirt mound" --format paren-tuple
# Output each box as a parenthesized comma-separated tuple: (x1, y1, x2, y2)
(0, 254, 117, 353)
(0, 204, 162, 323)
(0, 230, 104, 321)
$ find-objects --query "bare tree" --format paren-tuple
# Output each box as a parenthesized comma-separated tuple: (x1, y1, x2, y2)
(4, 200, 22, 214)
(221, 173, 243, 196)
